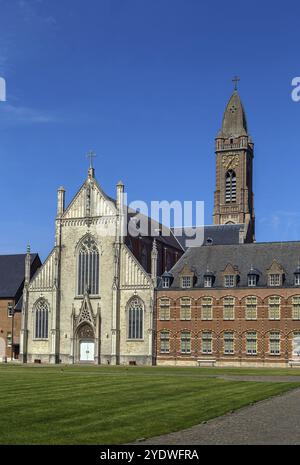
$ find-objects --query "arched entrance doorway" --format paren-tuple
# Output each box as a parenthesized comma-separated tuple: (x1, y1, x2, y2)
(77, 323, 95, 363)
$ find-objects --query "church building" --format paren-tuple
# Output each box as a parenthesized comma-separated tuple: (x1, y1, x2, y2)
(20, 165, 183, 365)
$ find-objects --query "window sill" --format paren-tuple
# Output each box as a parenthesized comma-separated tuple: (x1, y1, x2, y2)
(33, 339, 49, 342)
(126, 339, 144, 342)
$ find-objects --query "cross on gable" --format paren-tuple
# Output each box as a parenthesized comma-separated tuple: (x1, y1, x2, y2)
(87, 150, 96, 169)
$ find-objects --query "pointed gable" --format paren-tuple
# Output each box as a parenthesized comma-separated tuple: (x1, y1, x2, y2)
(63, 178, 116, 220)
(121, 245, 152, 289)
(29, 249, 56, 291)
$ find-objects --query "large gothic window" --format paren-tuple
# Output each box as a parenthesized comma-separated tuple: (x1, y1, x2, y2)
(128, 297, 144, 340)
(77, 236, 100, 295)
(35, 300, 49, 339)
(225, 170, 236, 203)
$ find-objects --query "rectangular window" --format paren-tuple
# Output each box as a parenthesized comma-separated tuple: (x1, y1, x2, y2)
(293, 331, 300, 357)
(162, 277, 170, 288)
(268, 296, 281, 320)
(246, 331, 257, 355)
(245, 296, 257, 320)
(295, 275, 300, 286)
(7, 303, 13, 318)
(202, 331, 212, 354)
(204, 276, 212, 288)
(180, 298, 191, 320)
(269, 274, 281, 287)
(181, 276, 192, 289)
(224, 332, 234, 354)
(224, 275, 235, 288)
(180, 331, 191, 354)
(201, 297, 213, 320)
(223, 296, 235, 320)
(159, 298, 170, 321)
(248, 275, 257, 287)
(7, 332, 12, 347)
(269, 332, 280, 355)
(292, 297, 300, 320)
(160, 331, 170, 353)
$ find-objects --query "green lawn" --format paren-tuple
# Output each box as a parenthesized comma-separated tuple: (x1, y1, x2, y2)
(0, 364, 299, 445)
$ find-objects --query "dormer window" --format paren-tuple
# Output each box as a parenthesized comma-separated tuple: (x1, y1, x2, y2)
(162, 277, 170, 288)
(294, 267, 300, 286)
(181, 276, 192, 289)
(248, 275, 257, 287)
(224, 275, 235, 288)
(267, 260, 284, 288)
(247, 268, 259, 287)
(204, 276, 213, 288)
(269, 274, 281, 287)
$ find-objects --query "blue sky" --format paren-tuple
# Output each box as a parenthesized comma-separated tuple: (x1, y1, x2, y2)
(1, 0, 300, 260)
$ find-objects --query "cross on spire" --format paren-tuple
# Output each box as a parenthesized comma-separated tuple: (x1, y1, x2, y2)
(86, 150, 96, 169)
(232, 75, 240, 91)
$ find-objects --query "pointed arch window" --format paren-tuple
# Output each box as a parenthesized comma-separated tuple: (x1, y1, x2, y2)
(35, 300, 49, 339)
(77, 236, 100, 295)
(225, 170, 236, 203)
(128, 297, 144, 340)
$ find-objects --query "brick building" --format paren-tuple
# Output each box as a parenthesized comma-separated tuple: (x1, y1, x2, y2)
(156, 88, 300, 367)
(0, 251, 41, 361)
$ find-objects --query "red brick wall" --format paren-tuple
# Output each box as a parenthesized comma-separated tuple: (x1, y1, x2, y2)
(156, 288, 300, 366)
(0, 299, 21, 360)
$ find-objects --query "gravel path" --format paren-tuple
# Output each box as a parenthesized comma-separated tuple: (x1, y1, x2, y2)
(140, 386, 300, 445)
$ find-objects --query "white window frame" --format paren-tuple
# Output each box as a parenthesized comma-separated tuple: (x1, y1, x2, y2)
(181, 276, 192, 289)
(269, 274, 281, 287)
(269, 332, 280, 356)
(160, 331, 170, 354)
(268, 296, 281, 320)
(245, 296, 257, 320)
(159, 298, 170, 321)
(224, 332, 234, 354)
(246, 332, 257, 355)
(224, 275, 235, 288)
(248, 275, 257, 287)
(223, 297, 235, 320)
(162, 277, 170, 288)
(204, 276, 213, 288)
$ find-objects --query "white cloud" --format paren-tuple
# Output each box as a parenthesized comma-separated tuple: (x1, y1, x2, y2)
(0, 103, 55, 124)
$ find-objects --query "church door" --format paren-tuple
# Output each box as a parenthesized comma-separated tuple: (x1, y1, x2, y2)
(80, 341, 95, 362)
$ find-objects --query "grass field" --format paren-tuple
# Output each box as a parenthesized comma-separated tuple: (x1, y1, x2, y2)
(0, 364, 299, 445)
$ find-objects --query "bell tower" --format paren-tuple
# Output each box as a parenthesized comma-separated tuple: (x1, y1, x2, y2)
(213, 82, 255, 242)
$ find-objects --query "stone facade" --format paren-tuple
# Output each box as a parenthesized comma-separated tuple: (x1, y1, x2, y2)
(20, 168, 182, 365)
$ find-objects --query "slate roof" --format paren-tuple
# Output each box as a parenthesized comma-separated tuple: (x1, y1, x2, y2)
(168, 241, 300, 289)
(172, 224, 244, 250)
(0, 254, 40, 299)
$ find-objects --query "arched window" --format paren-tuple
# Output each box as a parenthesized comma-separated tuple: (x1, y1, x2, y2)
(35, 300, 49, 339)
(128, 297, 144, 340)
(77, 236, 99, 295)
(225, 170, 236, 203)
